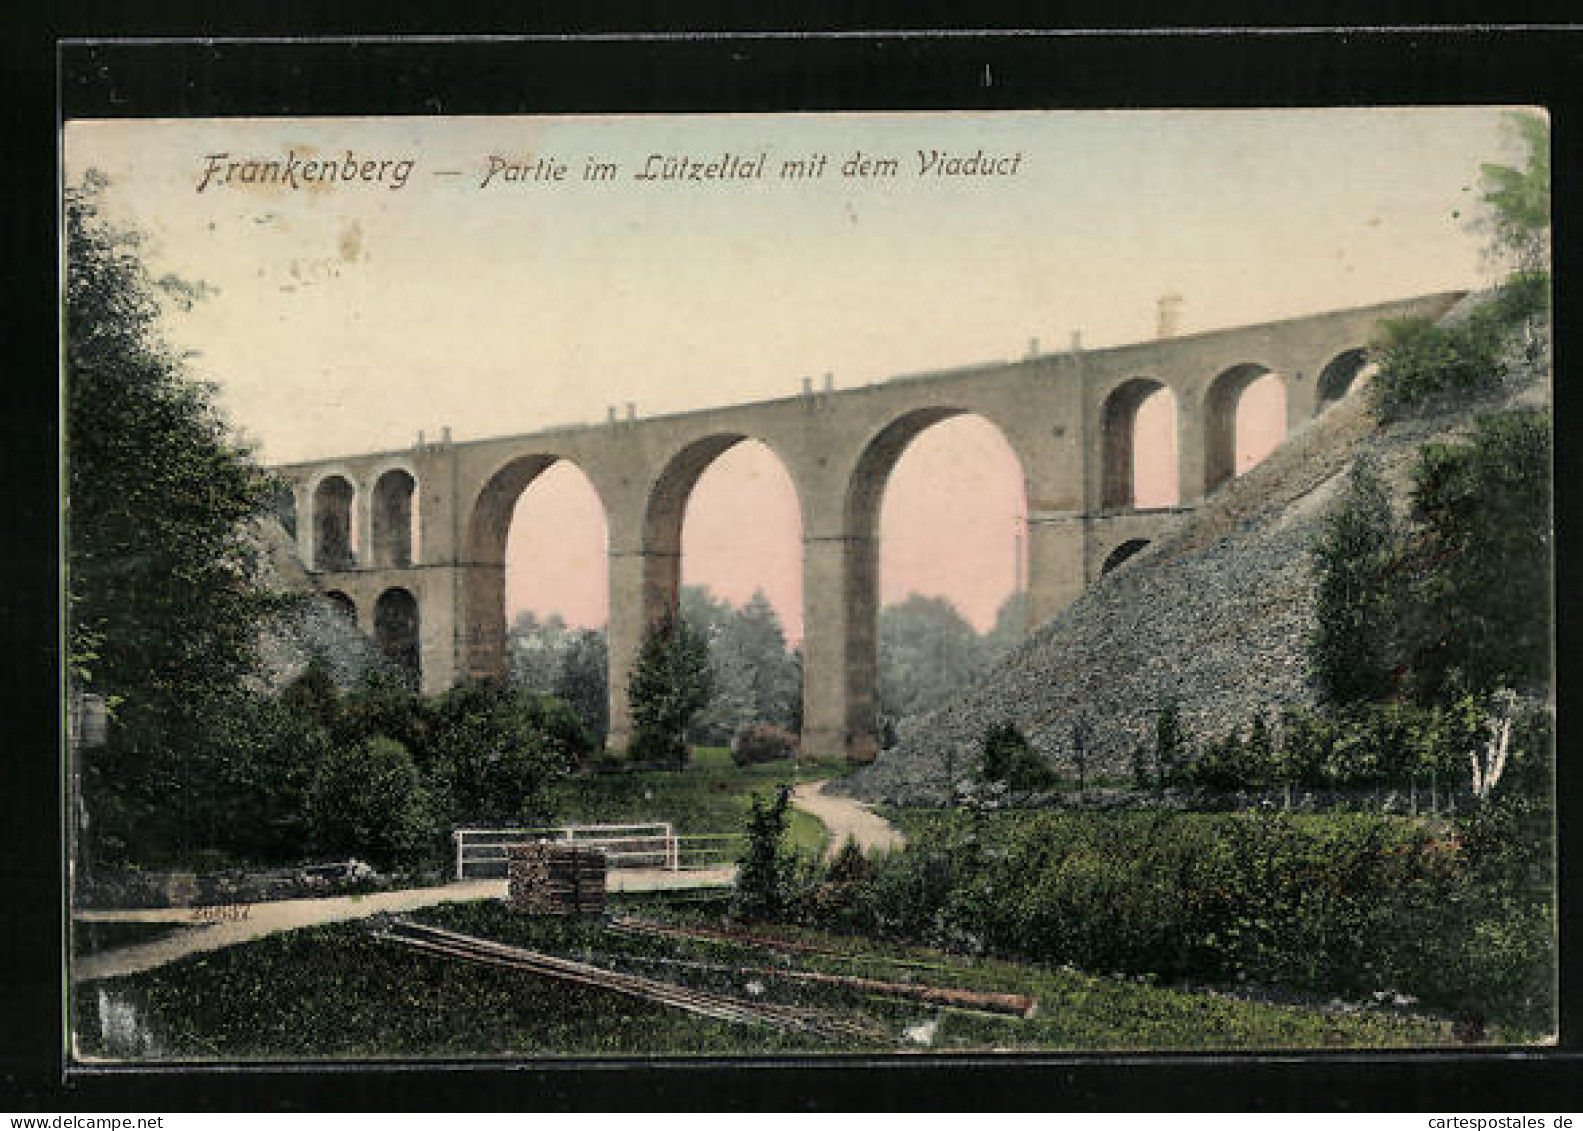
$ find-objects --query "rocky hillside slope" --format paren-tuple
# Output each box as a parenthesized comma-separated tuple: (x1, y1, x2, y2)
(250, 516, 388, 691)
(840, 293, 1549, 807)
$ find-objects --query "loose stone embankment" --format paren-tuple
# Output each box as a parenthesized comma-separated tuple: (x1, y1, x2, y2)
(840, 294, 1549, 808)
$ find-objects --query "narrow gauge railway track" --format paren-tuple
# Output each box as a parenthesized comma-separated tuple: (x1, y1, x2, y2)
(375, 919, 877, 1042)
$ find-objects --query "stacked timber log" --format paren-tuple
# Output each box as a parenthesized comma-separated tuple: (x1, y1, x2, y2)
(507, 842, 607, 916)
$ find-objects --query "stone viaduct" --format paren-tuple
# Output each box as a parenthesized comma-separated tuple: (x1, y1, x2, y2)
(273, 291, 1461, 760)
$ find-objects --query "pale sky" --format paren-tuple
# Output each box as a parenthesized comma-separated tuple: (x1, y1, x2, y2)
(65, 109, 1519, 637)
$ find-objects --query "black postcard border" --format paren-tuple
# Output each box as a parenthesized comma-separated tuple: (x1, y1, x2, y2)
(6, 18, 1582, 1113)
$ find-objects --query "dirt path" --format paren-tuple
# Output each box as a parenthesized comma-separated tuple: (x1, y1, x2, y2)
(74, 867, 734, 983)
(791, 780, 905, 859)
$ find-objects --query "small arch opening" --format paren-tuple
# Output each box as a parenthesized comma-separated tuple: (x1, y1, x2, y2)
(1101, 379, 1179, 509)
(270, 482, 297, 541)
(1203, 365, 1288, 492)
(312, 475, 356, 571)
(371, 468, 418, 567)
(1101, 538, 1151, 576)
(324, 590, 357, 623)
(374, 587, 421, 689)
(1316, 349, 1377, 413)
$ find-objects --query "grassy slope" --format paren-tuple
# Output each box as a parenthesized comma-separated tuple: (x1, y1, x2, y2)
(549, 746, 847, 856)
(72, 898, 1453, 1061)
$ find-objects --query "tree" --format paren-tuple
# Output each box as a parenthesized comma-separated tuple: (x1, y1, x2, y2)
(554, 628, 609, 748)
(983, 590, 1029, 659)
(1399, 410, 1552, 701)
(1070, 714, 1093, 792)
(734, 785, 794, 921)
(1309, 456, 1399, 706)
(506, 610, 568, 692)
(1475, 112, 1549, 275)
(66, 171, 291, 709)
(67, 172, 298, 868)
(1154, 699, 1189, 790)
(879, 594, 988, 724)
(689, 588, 801, 743)
(427, 682, 583, 824)
(979, 721, 1055, 793)
(627, 614, 713, 766)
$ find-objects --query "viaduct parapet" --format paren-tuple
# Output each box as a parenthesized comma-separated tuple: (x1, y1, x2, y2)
(273, 290, 1462, 759)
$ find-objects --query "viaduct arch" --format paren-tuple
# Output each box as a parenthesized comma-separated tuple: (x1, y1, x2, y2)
(276, 291, 1461, 759)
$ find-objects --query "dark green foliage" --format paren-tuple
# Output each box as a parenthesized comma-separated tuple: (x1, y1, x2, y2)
(67, 173, 302, 868)
(627, 614, 713, 767)
(1187, 701, 1505, 793)
(678, 586, 801, 744)
(802, 810, 1553, 1032)
(1129, 743, 1151, 790)
(1154, 700, 1189, 789)
(734, 786, 794, 921)
(65, 172, 293, 705)
(730, 723, 799, 767)
(306, 737, 437, 869)
(332, 671, 435, 764)
(793, 837, 876, 928)
(1190, 716, 1275, 791)
(554, 629, 609, 748)
(1477, 112, 1550, 273)
(427, 682, 588, 825)
(1398, 410, 1552, 700)
(879, 594, 989, 725)
(280, 660, 341, 729)
(1368, 274, 1548, 421)
(979, 722, 1056, 793)
(1309, 457, 1400, 705)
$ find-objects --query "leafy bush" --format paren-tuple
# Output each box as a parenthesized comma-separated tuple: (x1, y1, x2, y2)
(427, 682, 585, 825)
(730, 723, 799, 767)
(979, 722, 1057, 793)
(1368, 276, 1547, 421)
(797, 810, 1552, 1031)
(307, 736, 437, 869)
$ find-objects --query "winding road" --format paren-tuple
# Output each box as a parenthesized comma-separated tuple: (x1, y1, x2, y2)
(791, 779, 906, 858)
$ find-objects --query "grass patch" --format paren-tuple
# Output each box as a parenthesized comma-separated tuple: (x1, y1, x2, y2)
(72, 897, 1455, 1060)
(551, 746, 849, 857)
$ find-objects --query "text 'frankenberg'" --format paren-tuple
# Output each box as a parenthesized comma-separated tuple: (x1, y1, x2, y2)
(197, 152, 416, 193)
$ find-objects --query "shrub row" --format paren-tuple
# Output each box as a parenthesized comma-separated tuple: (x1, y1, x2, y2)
(792, 807, 1553, 1032)
(84, 666, 594, 872)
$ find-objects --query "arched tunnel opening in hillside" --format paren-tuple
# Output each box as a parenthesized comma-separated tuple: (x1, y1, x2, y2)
(324, 589, 356, 623)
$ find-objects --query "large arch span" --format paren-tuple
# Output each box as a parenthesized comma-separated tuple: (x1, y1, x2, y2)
(273, 290, 1463, 757)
